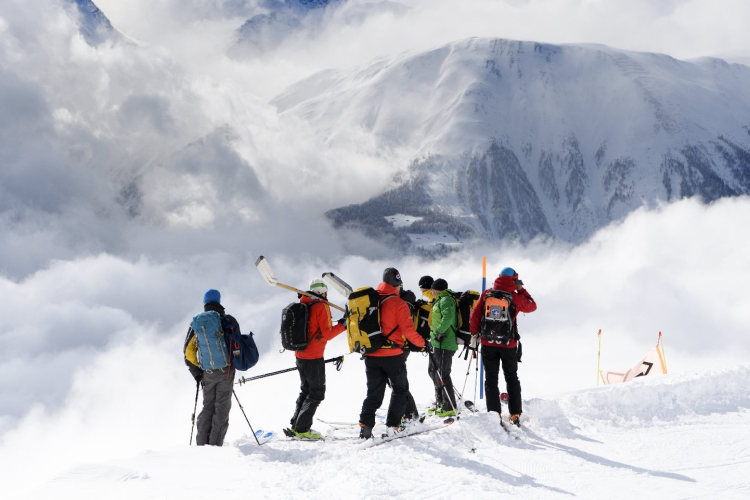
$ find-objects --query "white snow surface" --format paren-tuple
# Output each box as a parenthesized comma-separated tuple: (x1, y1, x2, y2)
(19, 363, 750, 499)
(385, 213, 423, 228)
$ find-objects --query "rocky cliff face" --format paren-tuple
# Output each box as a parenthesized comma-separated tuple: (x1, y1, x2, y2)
(69, 0, 123, 46)
(275, 38, 750, 250)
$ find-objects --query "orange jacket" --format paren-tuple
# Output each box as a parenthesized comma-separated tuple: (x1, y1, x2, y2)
(296, 295, 346, 360)
(366, 282, 426, 357)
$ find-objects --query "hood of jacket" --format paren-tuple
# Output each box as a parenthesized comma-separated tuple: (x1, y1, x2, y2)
(493, 275, 516, 293)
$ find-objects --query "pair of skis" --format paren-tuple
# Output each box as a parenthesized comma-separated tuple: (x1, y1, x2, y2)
(255, 256, 353, 302)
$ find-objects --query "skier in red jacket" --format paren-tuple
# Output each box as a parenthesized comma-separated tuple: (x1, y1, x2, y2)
(286, 278, 346, 440)
(358, 268, 426, 439)
(469, 267, 536, 426)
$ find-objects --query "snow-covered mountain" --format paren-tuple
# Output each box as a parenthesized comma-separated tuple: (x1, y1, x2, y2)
(274, 38, 750, 250)
(68, 0, 123, 45)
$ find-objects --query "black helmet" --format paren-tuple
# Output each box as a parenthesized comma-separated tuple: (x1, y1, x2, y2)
(418, 275, 433, 289)
(431, 278, 448, 291)
(383, 267, 403, 288)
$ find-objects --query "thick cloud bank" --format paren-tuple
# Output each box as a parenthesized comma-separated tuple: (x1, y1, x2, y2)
(1, 196, 749, 494)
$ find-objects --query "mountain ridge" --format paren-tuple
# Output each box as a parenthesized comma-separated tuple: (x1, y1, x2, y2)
(274, 37, 750, 249)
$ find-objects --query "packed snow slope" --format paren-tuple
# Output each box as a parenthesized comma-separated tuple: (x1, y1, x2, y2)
(23, 364, 750, 499)
(274, 37, 750, 249)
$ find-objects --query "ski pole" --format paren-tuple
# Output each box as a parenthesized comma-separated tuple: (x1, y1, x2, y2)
(480, 256, 486, 400)
(474, 342, 479, 403)
(190, 380, 200, 445)
(436, 339, 476, 453)
(597, 329, 602, 386)
(460, 346, 476, 397)
(236, 355, 345, 385)
(233, 390, 261, 446)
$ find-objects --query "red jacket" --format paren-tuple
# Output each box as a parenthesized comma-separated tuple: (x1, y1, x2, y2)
(366, 282, 426, 357)
(296, 295, 346, 360)
(469, 275, 537, 348)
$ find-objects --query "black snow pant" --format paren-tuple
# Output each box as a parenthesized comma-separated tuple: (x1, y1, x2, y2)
(428, 347, 456, 410)
(482, 344, 522, 415)
(402, 351, 419, 420)
(290, 357, 326, 433)
(196, 366, 235, 446)
(359, 354, 409, 428)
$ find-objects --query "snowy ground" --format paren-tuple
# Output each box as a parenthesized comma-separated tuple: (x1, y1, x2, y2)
(21, 364, 750, 499)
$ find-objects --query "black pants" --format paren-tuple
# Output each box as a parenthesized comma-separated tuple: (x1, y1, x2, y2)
(196, 366, 235, 446)
(482, 344, 522, 415)
(291, 357, 326, 433)
(402, 351, 418, 420)
(359, 355, 409, 428)
(428, 347, 456, 410)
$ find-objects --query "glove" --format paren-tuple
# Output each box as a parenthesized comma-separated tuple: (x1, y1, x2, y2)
(435, 332, 446, 343)
(337, 316, 347, 327)
(469, 335, 479, 350)
(189, 365, 203, 383)
(421, 343, 433, 354)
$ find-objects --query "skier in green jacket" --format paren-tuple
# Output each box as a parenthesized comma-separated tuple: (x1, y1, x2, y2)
(428, 278, 458, 417)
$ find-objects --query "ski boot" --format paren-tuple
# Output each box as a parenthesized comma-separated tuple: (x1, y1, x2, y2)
(436, 408, 456, 417)
(284, 428, 323, 440)
(359, 423, 373, 440)
(509, 414, 521, 427)
(382, 426, 406, 439)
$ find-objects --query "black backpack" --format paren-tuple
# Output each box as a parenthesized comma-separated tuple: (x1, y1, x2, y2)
(479, 289, 517, 344)
(454, 290, 480, 345)
(280, 302, 321, 351)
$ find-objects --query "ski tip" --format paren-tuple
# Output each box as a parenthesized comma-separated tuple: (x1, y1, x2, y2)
(254, 255, 265, 265)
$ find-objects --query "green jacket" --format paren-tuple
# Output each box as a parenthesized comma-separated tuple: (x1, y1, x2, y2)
(430, 290, 458, 351)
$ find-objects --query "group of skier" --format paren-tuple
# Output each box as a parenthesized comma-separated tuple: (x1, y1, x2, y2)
(183, 265, 536, 445)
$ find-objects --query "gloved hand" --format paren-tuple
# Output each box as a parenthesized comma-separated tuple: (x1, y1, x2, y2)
(189, 365, 203, 383)
(337, 316, 347, 327)
(435, 332, 446, 343)
(421, 343, 433, 354)
(469, 335, 479, 350)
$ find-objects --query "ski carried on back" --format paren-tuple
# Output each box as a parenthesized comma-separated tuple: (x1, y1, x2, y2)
(321, 272, 353, 298)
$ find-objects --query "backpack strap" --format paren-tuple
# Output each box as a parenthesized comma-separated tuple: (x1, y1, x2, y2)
(307, 300, 326, 341)
(379, 295, 400, 346)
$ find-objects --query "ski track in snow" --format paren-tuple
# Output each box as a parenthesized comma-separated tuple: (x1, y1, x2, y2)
(23, 365, 750, 499)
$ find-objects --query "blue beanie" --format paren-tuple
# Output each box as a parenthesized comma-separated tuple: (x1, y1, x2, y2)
(500, 267, 517, 277)
(203, 289, 221, 305)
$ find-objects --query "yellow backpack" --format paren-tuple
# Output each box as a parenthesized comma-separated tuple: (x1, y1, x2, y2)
(346, 287, 398, 354)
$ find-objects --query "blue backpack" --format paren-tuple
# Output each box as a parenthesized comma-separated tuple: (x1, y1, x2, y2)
(192, 311, 230, 370)
(222, 315, 260, 371)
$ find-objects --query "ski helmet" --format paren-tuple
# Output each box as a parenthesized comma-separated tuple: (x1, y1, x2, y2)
(418, 275, 434, 289)
(500, 267, 517, 277)
(309, 278, 328, 295)
(431, 278, 448, 291)
(203, 289, 221, 305)
(383, 267, 402, 288)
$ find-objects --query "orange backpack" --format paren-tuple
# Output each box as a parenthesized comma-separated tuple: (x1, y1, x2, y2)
(479, 290, 517, 344)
